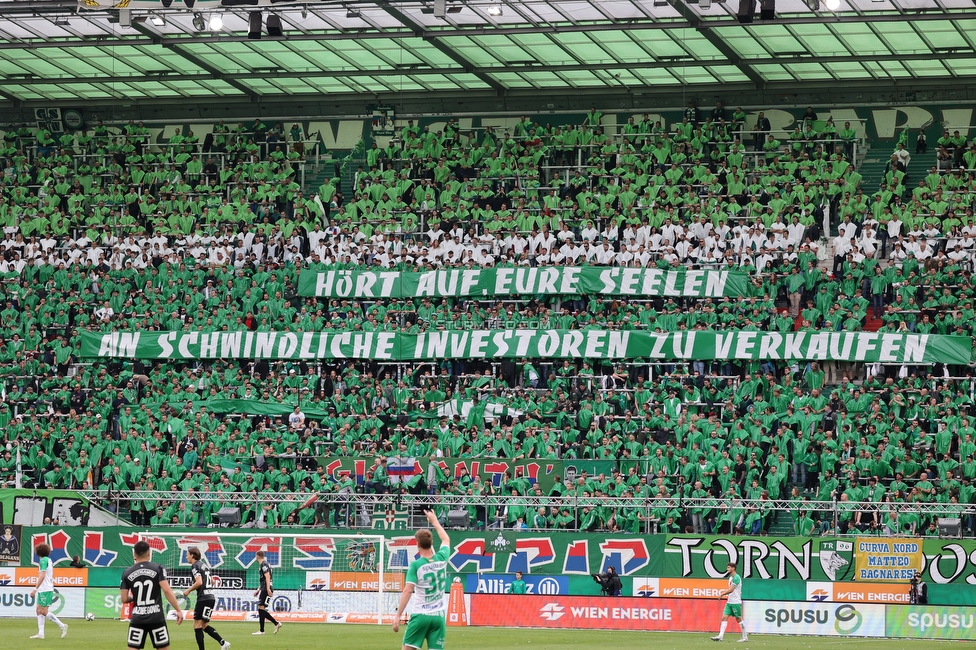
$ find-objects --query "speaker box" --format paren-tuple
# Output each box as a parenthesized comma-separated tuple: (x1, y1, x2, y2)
(447, 509, 470, 529)
(248, 11, 262, 39)
(939, 517, 961, 537)
(267, 14, 283, 37)
(217, 507, 241, 526)
(737, 0, 755, 23)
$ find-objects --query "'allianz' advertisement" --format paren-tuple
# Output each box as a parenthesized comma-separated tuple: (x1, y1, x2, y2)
(464, 574, 568, 595)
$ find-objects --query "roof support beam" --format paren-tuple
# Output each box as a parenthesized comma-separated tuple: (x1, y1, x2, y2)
(9, 49, 976, 86)
(2, 6, 974, 49)
(668, 0, 765, 87)
(4, 75, 976, 115)
(130, 22, 258, 100)
(376, 2, 505, 92)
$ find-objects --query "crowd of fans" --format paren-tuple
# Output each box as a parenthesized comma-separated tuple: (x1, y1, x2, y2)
(0, 105, 975, 536)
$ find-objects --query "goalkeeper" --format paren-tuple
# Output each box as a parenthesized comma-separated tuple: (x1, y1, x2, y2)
(393, 510, 450, 650)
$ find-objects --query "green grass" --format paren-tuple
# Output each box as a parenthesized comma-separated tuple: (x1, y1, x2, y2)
(3, 619, 964, 650)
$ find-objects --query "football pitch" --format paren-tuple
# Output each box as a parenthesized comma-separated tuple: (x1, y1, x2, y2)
(1, 620, 963, 650)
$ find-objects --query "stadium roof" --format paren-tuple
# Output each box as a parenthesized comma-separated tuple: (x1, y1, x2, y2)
(0, 0, 975, 104)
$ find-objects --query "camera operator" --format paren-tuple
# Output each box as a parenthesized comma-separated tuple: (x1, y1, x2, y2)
(591, 565, 622, 596)
(909, 571, 927, 604)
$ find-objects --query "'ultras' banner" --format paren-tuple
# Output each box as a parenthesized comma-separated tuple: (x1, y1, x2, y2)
(296, 267, 751, 299)
(853, 538, 923, 581)
(22, 527, 665, 582)
(468, 594, 726, 631)
(81, 330, 973, 364)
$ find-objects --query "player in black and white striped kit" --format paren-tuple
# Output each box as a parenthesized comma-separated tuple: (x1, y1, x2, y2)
(121, 541, 183, 650)
(182, 547, 230, 650)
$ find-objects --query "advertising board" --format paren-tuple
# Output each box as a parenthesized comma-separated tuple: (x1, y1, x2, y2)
(84, 588, 123, 619)
(0, 586, 85, 618)
(743, 600, 885, 637)
(631, 577, 728, 599)
(468, 594, 723, 631)
(464, 574, 569, 595)
(303, 571, 403, 592)
(885, 605, 976, 640)
(805, 581, 911, 604)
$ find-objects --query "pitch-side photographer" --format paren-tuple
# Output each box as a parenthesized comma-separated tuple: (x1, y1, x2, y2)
(591, 565, 622, 596)
(909, 571, 927, 604)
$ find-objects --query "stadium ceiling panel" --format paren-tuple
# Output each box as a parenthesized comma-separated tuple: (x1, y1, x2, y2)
(0, 0, 974, 102)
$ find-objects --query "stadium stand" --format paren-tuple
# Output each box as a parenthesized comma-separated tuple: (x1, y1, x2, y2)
(1, 106, 974, 539)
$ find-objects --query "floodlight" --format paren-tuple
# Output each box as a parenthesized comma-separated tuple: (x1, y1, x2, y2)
(209, 13, 222, 30)
(825, 0, 840, 9)
(487, 4, 503, 15)
(192, 12, 207, 30)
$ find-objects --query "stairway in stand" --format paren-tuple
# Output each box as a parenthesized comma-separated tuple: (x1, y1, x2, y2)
(863, 315, 884, 332)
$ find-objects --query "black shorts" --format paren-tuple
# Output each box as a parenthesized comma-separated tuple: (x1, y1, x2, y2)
(258, 590, 271, 609)
(127, 623, 170, 650)
(194, 598, 215, 622)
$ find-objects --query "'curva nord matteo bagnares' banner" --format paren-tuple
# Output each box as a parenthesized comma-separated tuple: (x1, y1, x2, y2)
(81, 330, 972, 364)
(297, 267, 751, 299)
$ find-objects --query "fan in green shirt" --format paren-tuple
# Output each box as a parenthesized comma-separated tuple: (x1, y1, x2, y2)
(507, 572, 528, 594)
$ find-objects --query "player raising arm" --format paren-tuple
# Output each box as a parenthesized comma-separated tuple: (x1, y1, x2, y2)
(121, 540, 183, 650)
(394, 510, 451, 650)
(182, 546, 230, 650)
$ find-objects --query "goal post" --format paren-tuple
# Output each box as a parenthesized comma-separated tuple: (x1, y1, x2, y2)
(143, 531, 395, 625)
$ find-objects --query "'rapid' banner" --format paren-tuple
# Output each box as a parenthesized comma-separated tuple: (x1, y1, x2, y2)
(296, 267, 751, 298)
(81, 330, 973, 364)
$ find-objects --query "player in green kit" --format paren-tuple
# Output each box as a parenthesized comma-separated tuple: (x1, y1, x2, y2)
(712, 562, 747, 642)
(393, 510, 450, 650)
(30, 542, 68, 639)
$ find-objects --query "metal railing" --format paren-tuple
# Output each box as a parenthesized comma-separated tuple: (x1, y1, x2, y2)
(77, 490, 976, 536)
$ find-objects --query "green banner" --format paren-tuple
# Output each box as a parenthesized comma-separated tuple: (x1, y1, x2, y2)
(929, 584, 976, 607)
(80, 330, 973, 364)
(20, 527, 664, 581)
(665, 535, 976, 585)
(563, 460, 620, 479)
(742, 579, 807, 602)
(297, 267, 751, 299)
